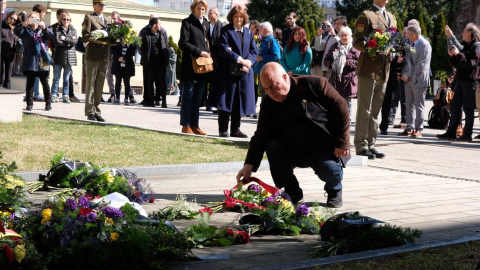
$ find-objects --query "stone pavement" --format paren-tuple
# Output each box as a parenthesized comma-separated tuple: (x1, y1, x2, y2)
(21, 92, 480, 269)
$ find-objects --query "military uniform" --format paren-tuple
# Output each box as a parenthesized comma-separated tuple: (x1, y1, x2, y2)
(82, 0, 111, 119)
(352, 5, 396, 155)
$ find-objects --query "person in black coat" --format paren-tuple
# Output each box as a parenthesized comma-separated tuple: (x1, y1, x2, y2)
(178, 0, 211, 135)
(51, 12, 77, 104)
(140, 17, 169, 107)
(1, 10, 20, 89)
(111, 42, 136, 105)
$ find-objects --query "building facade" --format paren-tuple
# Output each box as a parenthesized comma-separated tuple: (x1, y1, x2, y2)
(154, 0, 232, 17)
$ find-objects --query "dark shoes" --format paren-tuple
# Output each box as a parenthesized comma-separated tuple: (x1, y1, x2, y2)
(45, 104, 52, 111)
(219, 131, 229, 137)
(155, 100, 161, 106)
(456, 135, 472, 142)
(161, 103, 167, 108)
(231, 130, 248, 138)
(380, 129, 388, 135)
(70, 96, 80, 103)
(357, 149, 376, 160)
(369, 148, 385, 159)
(398, 129, 413, 136)
(437, 133, 456, 140)
(87, 114, 96, 121)
(95, 115, 105, 122)
(26, 104, 33, 111)
(107, 94, 115, 103)
(129, 95, 137, 104)
(326, 189, 343, 208)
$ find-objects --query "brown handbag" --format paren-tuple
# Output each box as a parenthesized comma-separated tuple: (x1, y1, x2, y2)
(191, 55, 214, 74)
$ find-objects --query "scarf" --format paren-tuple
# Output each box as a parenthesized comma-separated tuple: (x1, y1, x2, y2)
(332, 40, 352, 82)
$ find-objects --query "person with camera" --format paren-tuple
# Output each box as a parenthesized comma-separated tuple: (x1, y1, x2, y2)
(311, 21, 333, 76)
(437, 23, 480, 141)
(14, 11, 53, 111)
(1, 10, 20, 89)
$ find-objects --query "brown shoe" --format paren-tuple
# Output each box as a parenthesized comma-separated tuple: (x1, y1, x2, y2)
(182, 126, 194, 134)
(397, 129, 413, 136)
(393, 122, 407, 129)
(411, 131, 422, 138)
(191, 127, 207, 136)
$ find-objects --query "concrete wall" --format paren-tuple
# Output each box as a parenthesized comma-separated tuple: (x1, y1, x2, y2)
(6, 1, 188, 94)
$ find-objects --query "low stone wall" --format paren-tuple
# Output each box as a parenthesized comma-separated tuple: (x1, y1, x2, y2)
(0, 89, 23, 123)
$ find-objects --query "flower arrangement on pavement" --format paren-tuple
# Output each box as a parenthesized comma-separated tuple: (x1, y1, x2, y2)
(0, 152, 28, 209)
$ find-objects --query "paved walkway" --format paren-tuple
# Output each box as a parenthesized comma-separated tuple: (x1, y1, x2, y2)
(22, 92, 480, 269)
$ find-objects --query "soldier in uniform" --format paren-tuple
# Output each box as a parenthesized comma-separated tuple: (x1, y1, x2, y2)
(352, 0, 396, 160)
(82, 0, 110, 121)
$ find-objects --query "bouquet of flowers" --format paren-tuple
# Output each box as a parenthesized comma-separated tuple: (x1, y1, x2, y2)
(34, 155, 154, 204)
(0, 152, 28, 208)
(365, 27, 403, 57)
(90, 21, 141, 46)
(150, 194, 203, 221)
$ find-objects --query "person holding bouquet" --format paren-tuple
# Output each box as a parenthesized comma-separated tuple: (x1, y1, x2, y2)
(352, 0, 396, 160)
(82, 0, 110, 122)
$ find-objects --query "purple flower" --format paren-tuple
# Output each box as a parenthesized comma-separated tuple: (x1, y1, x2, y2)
(10, 213, 15, 220)
(264, 196, 275, 203)
(102, 206, 123, 218)
(296, 204, 309, 217)
(247, 184, 260, 193)
(78, 196, 90, 208)
(65, 198, 78, 210)
(86, 212, 97, 222)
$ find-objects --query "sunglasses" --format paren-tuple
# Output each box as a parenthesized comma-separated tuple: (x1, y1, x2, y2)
(62, 18, 71, 21)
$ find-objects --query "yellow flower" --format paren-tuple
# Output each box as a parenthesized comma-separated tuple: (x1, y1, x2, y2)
(105, 217, 114, 225)
(5, 183, 14, 189)
(261, 190, 272, 197)
(110, 232, 119, 241)
(105, 171, 114, 184)
(281, 199, 293, 209)
(14, 180, 24, 187)
(41, 208, 53, 224)
(14, 245, 26, 263)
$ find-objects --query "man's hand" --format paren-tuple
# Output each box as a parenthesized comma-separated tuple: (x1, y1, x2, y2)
(448, 45, 459, 56)
(445, 25, 453, 38)
(236, 164, 253, 183)
(200, 51, 210, 57)
(334, 148, 349, 158)
(400, 75, 409, 82)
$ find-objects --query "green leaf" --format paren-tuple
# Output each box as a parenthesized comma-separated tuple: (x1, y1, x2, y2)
(217, 238, 232, 246)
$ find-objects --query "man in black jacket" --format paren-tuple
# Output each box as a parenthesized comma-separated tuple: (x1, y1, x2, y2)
(236, 62, 350, 208)
(140, 17, 169, 107)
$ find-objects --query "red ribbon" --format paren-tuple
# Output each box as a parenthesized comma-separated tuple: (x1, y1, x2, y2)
(223, 177, 279, 210)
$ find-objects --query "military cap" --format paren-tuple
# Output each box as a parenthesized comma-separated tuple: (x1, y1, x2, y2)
(93, 0, 107, 5)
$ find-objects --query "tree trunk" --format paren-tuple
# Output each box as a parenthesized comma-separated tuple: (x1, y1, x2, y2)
(453, 0, 480, 37)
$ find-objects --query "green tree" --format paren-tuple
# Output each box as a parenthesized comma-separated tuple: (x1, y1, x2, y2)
(247, 0, 324, 32)
(303, 21, 311, 42)
(334, 0, 370, 24)
(418, 13, 428, 38)
(308, 20, 316, 42)
(430, 12, 450, 81)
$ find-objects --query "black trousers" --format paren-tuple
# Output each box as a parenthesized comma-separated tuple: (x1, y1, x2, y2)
(218, 84, 241, 133)
(389, 79, 406, 124)
(25, 71, 50, 105)
(146, 62, 166, 105)
(115, 73, 131, 99)
(0, 54, 15, 89)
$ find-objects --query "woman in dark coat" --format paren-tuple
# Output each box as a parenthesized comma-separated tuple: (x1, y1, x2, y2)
(51, 12, 77, 104)
(14, 11, 53, 111)
(323, 26, 359, 117)
(178, 0, 211, 135)
(1, 10, 19, 89)
(209, 4, 258, 138)
(111, 42, 136, 105)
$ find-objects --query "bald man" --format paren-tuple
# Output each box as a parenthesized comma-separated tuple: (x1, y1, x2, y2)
(236, 62, 350, 208)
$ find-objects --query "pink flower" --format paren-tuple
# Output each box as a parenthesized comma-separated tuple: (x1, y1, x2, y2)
(199, 207, 213, 216)
(149, 197, 155, 203)
(226, 228, 234, 236)
(234, 231, 250, 244)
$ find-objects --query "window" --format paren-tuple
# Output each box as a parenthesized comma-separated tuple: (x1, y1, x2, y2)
(181, 2, 190, 11)
(321, 1, 330, 7)
(170, 2, 175, 9)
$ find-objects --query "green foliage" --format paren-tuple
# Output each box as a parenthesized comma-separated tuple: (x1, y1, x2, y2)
(431, 12, 450, 80)
(419, 13, 428, 38)
(0, 151, 28, 207)
(335, 0, 371, 25)
(247, 0, 324, 33)
(303, 21, 311, 42)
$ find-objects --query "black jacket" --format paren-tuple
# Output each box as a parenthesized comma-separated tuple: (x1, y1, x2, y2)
(1, 20, 17, 58)
(111, 43, 136, 77)
(178, 13, 210, 82)
(53, 25, 78, 66)
(140, 27, 169, 67)
(245, 75, 350, 171)
(450, 38, 480, 82)
(207, 19, 223, 63)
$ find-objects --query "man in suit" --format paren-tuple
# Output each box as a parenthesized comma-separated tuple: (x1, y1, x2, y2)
(82, 0, 110, 121)
(236, 62, 350, 208)
(397, 25, 431, 138)
(140, 17, 169, 108)
(353, 0, 396, 160)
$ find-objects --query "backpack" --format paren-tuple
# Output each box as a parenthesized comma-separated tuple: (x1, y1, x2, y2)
(427, 104, 450, 129)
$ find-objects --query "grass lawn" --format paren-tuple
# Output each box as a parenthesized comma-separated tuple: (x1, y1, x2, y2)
(0, 115, 250, 171)
(322, 240, 480, 270)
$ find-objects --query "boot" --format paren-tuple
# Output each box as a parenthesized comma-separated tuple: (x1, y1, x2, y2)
(326, 189, 343, 208)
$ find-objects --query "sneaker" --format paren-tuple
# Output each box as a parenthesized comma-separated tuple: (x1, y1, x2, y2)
(33, 96, 44, 101)
(114, 98, 120, 105)
(129, 95, 137, 104)
(70, 96, 80, 103)
(51, 97, 56, 103)
(456, 135, 472, 142)
(107, 94, 115, 103)
(63, 96, 70, 104)
(437, 133, 456, 140)
(124, 98, 129, 105)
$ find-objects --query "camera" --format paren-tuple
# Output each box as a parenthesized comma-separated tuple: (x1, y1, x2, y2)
(321, 23, 331, 31)
(29, 18, 40, 24)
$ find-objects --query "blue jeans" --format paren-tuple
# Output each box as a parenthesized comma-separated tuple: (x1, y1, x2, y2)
(180, 80, 205, 127)
(266, 136, 343, 201)
(51, 63, 72, 97)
